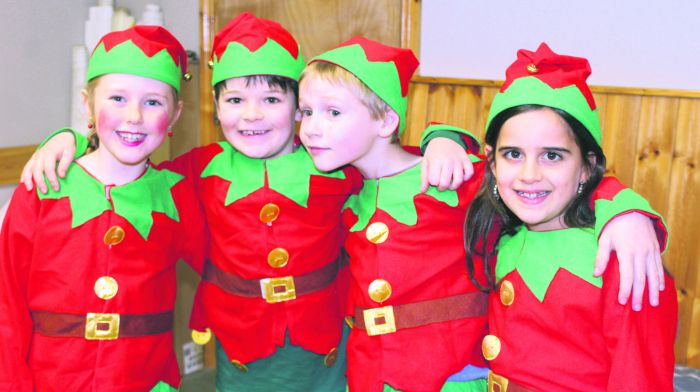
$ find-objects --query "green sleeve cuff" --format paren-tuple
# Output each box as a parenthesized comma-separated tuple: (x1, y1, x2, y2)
(594, 188, 669, 254)
(38, 128, 88, 159)
(419, 123, 481, 156)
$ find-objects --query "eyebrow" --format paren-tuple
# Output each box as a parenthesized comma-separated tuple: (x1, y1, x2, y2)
(497, 146, 572, 153)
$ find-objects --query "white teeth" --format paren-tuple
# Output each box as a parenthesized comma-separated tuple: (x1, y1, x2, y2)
(517, 191, 549, 199)
(116, 132, 145, 142)
(240, 130, 268, 136)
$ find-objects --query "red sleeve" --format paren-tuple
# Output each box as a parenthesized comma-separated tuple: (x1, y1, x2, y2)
(0, 187, 38, 391)
(172, 178, 208, 276)
(602, 254, 677, 391)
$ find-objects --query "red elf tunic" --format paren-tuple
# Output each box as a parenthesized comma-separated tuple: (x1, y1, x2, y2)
(343, 160, 490, 392)
(0, 163, 206, 392)
(164, 142, 363, 364)
(485, 224, 677, 391)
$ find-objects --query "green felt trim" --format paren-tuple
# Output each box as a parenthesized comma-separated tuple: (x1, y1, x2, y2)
(594, 188, 668, 254)
(496, 226, 602, 302)
(486, 77, 602, 145)
(39, 128, 88, 160)
(312, 44, 407, 135)
(88, 40, 183, 92)
(211, 39, 305, 86)
(38, 164, 183, 239)
(419, 123, 481, 154)
(148, 381, 177, 392)
(344, 163, 458, 231)
(200, 143, 344, 207)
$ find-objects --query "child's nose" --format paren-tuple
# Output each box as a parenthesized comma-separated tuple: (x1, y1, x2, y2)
(126, 103, 143, 124)
(519, 158, 542, 182)
(243, 102, 263, 120)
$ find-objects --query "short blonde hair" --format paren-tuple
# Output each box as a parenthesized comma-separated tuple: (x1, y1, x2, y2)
(301, 61, 390, 121)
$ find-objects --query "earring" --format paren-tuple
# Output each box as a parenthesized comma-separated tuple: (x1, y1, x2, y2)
(87, 120, 94, 129)
(493, 184, 500, 200)
(577, 183, 584, 194)
(167, 127, 173, 138)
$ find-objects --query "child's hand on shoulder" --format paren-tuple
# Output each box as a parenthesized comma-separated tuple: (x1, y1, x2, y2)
(21, 132, 76, 193)
(421, 137, 475, 193)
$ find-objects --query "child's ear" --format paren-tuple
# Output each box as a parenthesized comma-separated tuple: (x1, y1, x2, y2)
(484, 144, 495, 171)
(580, 152, 597, 183)
(170, 100, 184, 128)
(81, 89, 93, 121)
(294, 108, 302, 122)
(378, 109, 400, 138)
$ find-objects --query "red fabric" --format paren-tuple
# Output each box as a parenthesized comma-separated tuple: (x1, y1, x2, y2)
(488, 257, 677, 391)
(98, 25, 187, 74)
(211, 12, 300, 61)
(501, 42, 595, 110)
(163, 144, 364, 363)
(344, 162, 489, 392)
(336, 36, 418, 97)
(0, 171, 206, 391)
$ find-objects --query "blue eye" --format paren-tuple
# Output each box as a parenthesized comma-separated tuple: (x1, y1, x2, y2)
(503, 150, 521, 159)
(145, 99, 162, 106)
(300, 109, 312, 117)
(330, 110, 340, 117)
(109, 96, 125, 103)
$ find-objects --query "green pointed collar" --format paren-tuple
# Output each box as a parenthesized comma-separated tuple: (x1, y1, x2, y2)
(38, 163, 184, 239)
(200, 142, 345, 207)
(495, 226, 602, 302)
(343, 162, 458, 232)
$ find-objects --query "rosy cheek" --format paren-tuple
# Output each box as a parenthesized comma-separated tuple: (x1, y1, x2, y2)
(97, 110, 120, 130)
(151, 113, 171, 135)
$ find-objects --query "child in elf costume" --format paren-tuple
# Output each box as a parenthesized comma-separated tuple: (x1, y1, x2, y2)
(0, 26, 206, 391)
(18, 13, 481, 392)
(466, 43, 676, 391)
(298, 37, 670, 392)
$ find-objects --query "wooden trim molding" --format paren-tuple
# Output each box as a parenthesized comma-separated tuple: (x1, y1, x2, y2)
(0, 145, 38, 185)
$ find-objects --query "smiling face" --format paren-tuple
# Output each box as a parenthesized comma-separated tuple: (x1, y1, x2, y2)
(215, 76, 299, 159)
(487, 107, 591, 232)
(86, 73, 181, 168)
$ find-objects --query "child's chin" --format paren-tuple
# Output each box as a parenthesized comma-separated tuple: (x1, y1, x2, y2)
(313, 160, 342, 173)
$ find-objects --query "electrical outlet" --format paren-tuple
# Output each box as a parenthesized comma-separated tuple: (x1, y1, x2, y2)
(182, 341, 204, 375)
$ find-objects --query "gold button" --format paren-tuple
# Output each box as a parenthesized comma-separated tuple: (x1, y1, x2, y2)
(366, 222, 389, 244)
(191, 328, 212, 345)
(482, 334, 501, 361)
(231, 359, 249, 373)
(324, 347, 339, 367)
(104, 226, 125, 246)
(368, 279, 392, 303)
(500, 280, 515, 306)
(267, 248, 289, 268)
(94, 276, 118, 300)
(526, 63, 539, 74)
(259, 203, 280, 224)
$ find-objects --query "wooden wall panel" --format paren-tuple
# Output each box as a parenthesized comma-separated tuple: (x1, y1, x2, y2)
(405, 75, 700, 367)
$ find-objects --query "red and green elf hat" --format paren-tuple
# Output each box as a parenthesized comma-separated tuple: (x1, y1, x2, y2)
(86, 25, 188, 93)
(210, 12, 305, 86)
(486, 42, 602, 146)
(310, 36, 419, 136)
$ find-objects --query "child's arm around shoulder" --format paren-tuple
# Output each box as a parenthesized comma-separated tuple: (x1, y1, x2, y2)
(591, 176, 668, 310)
(418, 122, 481, 192)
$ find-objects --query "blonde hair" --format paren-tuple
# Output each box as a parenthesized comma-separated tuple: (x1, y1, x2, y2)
(301, 61, 390, 121)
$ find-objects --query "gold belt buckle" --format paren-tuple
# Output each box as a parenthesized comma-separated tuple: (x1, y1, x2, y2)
(362, 305, 396, 336)
(260, 276, 296, 303)
(85, 312, 120, 340)
(488, 371, 509, 392)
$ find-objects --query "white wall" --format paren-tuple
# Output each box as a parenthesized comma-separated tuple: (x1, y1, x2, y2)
(420, 0, 700, 90)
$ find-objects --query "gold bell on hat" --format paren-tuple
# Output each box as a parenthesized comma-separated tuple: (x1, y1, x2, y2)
(183, 73, 192, 81)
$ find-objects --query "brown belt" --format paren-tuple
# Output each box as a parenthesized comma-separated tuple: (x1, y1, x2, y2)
(488, 371, 534, 392)
(31, 310, 173, 340)
(202, 251, 347, 304)
(353, 291, 488, 336)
